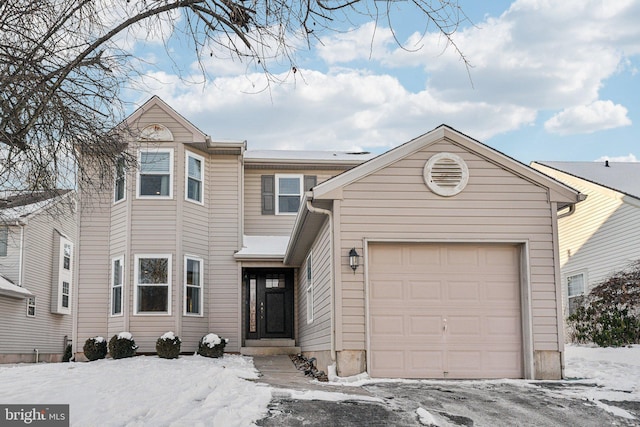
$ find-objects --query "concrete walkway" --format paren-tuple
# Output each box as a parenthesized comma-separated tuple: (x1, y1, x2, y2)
(251, 355, 373, 396)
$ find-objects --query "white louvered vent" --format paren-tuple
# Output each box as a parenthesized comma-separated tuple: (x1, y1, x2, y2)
(423, 153, 469, 197)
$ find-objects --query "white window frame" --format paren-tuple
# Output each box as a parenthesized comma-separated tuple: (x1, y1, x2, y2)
(62, 281, 70, 309)
(306, 252, 313, 324)
(63, 243, 71, 270)
(0, 225, 7, 257)
(185, 151, 205, 205)
(567, 272, 586, 316)
(137, 148, 174, 199)
(111, 256, 124, 317)
(275, 174, 303, 215)
(184, 255, 204, 316)
(114, 156, 127, 203)
(53, 236, 72, 315)
(27, 297, 36, 317)
(134, 254, 172, 315)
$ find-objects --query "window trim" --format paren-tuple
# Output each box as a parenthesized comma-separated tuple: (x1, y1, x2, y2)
(134, 254, 172, 316)
(185, 150, 205, 205)
(306, 252, 313, 324)
(137, 148, 174, 199)
(566, 271, 586, 316)
(184, 255, 204, 316)
(62, 281, 70, 309)
(0, 225, 7, 257)
(111, 256, 124, 317)
(275, 174, 303, 215)
(26, 296, 36, 317)
(114, 156, 127, 203)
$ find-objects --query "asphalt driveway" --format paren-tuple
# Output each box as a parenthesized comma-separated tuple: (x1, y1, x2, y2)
(257, 380, 640, 426)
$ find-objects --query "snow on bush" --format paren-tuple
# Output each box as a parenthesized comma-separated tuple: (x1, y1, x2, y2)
(83, 336, 108, 361)
(197, 333, 228, 358)
(156, 331, 181, 359)
(109, 332, 138, 360)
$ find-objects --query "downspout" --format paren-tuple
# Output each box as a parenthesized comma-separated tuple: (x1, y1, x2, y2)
(557, 203, 575, 219)
(15, 220, 26, 287)
(305, 199, 336, 362)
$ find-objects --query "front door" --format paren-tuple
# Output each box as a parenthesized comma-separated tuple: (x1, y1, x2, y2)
(245, 269, 294, 340)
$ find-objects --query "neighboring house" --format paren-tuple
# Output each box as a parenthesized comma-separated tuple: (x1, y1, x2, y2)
(531, 161, 640, 321)
(75, 96, 582, 380)
(0, 191, 76, 363)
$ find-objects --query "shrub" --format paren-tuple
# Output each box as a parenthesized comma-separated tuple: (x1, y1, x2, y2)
(197, 333, 228, 358)
(156, 331, 181, 359)
(63, 343, 73, 362)
(567, 261, 640, 347)
(109, 332, 138, 359)
(83, 336, 107, 361)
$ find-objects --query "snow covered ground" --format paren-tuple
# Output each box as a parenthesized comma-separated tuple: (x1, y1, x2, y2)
(0, 345, 638, 426)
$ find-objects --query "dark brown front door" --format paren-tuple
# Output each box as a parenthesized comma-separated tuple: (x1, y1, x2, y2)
(245, 269, 293, 339)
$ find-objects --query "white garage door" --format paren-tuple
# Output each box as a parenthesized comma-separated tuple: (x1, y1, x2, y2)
(368, 243, 523, 379)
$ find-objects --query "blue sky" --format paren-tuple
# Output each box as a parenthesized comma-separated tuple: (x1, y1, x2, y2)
(124, 0, 640, 164)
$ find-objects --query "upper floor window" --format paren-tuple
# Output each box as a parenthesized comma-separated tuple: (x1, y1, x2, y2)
(276, 174, 303, 214)
(184, 256, 203, 316)
(138, 149, 173, 198)
(134, 255, 171, 315)
(0, 226, 7, 257)
(63, 243, 71, 270)
(567, 273, 585, 316)
(186, 151, 204, 204)
(114, 156, 126, 203)
(27, 297, 36, 317)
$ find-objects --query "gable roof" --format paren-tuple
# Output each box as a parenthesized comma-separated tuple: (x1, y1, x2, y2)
(0, 190, 73, 222)
(532, 161, 640, 200)
(313, 125, 582, 206)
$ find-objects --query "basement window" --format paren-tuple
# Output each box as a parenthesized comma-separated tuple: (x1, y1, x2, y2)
(423, 152, 469, 197)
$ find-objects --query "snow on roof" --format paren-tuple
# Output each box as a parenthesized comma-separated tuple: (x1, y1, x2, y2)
(244, 150, 376, 163)
(0, 190, 72, 221)
(234, 235, 290, 259)
(0, 275, 33, 299)
(536, 161, 640, 199)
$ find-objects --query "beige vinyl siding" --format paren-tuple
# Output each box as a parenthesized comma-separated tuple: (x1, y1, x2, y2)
(0, 225, 21, 283)
(532, 165, 640, 320)
(77, 190, 111, 349)
(336, 141, 560, 353)
(244, 169, 339, 236)
(0, 203, 76, 355)
(298, 218, 332, 351)
(208, 155, 242, 351)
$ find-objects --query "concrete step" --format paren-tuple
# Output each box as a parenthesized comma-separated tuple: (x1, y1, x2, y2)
(241, 346, 301, 356)
(244, 339, 296, 348)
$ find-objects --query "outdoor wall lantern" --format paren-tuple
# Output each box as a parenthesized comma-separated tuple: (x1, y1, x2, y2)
(349, 248, 360, 273)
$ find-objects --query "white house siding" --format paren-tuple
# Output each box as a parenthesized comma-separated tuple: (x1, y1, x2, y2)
(0, 226, 21, 283)
(531, 165, 640, 319)
(297, 218, 332, 351)
(244, 169, 340, 236)
(336, 141, 561, 357)
(0, 203, 76, 360)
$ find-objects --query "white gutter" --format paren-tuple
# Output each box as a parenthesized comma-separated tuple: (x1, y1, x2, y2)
(305, 199, 336, 362)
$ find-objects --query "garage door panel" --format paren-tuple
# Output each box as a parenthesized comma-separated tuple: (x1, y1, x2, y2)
(368, 243, 523, 379)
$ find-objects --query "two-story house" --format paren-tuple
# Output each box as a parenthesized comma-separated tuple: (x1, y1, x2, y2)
(0, 191, 76, 363)
(75, 96, 583, 380)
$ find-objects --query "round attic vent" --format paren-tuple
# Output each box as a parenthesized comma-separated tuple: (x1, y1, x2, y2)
(423, 152, 469, 197)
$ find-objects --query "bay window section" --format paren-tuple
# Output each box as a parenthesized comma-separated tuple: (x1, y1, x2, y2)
(186, 151, 204, 204)
(111, 257, 124, 316)
(114, 156, 126, 202)
(135, 255, 171, 314)
(138, 149, 173, 198)
(184, 256, 203, 316)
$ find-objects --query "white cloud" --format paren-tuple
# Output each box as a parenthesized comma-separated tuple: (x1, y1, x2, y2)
(595, 153, 638, 163)
(544, 101, 632, 135)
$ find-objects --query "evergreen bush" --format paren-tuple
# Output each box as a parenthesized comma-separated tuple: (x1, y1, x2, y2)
(567, 261, 640, 347)
(83, 336, 107, 361)
(197, 333, 228, 358)
(156, 332, 181, 359)
(109, 332, 138, 359)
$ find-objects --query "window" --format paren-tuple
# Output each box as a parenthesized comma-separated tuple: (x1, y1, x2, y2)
(63, 243, 71, 270)
(186, 151, 204, 204)
(111, 257, 124, 316)
(306, 253, 313, 324)
(114, 156, 126, 202)
(184, 256, 203, 315)
(61, 282, 70, 308)
(27, 297, 36, 317)
(135, 255, 171, 314)
(138, 149, 173, 198)
(567, 273, 585, 316)
(0, 226, 7, 257)
(276, 174, 302, 214)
